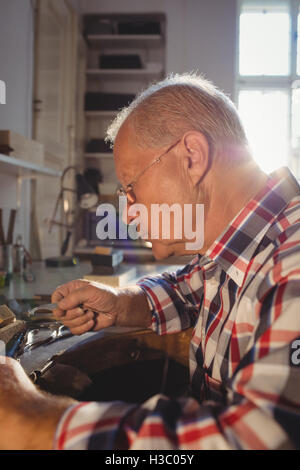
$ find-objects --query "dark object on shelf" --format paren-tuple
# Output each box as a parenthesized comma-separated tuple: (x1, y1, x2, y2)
(117, 21, 161, 35)
(83, 168, 102, 195)
(86, 139, 111, 154)
(0, 144, 13, 155)
(45, 256, 78, 268)
(85, 18, 115, 35)
(89, 249, 124, 275)
(91, 265, 119, 275)
(91, 250, 123, 269)
(85, 92, 135, 111)
(99, 54, 142, 69)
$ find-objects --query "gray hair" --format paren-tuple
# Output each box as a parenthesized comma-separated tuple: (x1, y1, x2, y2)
(106, 72, 248, 152)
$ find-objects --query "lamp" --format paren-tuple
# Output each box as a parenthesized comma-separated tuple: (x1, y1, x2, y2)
(45, 166, 100, 267)
(76, 173, 99, 210)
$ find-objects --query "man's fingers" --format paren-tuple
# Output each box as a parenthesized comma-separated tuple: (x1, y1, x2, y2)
(52, 280, 90, 317)
(51, 281, 116, 336)
(66, 310, 95, 335)
(62, 310, 95, 329)
(58, 287, 94, 312)
(70, 320, 95, 336)
(51, 288, 64, 304)
(52, 284, 70, 304)
(64, 306, 85, 320)
(52, 285, 70, 318)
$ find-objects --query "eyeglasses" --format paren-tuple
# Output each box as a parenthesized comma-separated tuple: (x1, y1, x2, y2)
(117, 139, 181, 204)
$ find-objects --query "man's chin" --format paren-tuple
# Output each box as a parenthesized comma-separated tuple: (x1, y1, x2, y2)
(151, 240, 187, 260)
(150, 240, 201, 260)
(151, 241, 174, 260)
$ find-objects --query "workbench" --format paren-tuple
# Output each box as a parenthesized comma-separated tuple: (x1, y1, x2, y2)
(0, 261, 183, 377)
(0, 260, 182, 300)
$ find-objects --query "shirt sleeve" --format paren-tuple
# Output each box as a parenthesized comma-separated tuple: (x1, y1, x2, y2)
(136, 256, 203, 335)
(53, 271, 300, 450)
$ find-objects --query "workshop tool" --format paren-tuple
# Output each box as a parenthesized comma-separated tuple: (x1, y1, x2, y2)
(61, 230, 72, 256)
(28, 302, 112, 324)
(23, 325, 72, 352)
(0, 209, 17, 282)
(0, 209, 5, 245)
(6, 209, 16, 245)
(6, 328, 27, 358)
(0, 208, 17, 249)
(28, 302, 58, 317)
(29, 357, 57, 383)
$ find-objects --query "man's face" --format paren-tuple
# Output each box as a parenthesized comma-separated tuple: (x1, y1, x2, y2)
(114, 121, 203, 259)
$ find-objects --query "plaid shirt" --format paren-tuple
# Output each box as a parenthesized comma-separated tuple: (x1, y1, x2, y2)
(54, 167, 300, 450)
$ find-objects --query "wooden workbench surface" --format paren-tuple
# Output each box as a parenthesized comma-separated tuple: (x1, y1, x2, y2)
(0, 260, 183, 300)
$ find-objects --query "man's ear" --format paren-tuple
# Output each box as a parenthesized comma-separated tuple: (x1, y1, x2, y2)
(182, 131, 211, 187)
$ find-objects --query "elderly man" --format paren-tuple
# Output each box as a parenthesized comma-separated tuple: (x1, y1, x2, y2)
(1, 73, 300, 450)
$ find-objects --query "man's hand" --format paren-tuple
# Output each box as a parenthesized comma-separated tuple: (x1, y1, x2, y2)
(52, 279, 152, 335)
(52, 279, 120, 335)
(0, 357, 75, 450)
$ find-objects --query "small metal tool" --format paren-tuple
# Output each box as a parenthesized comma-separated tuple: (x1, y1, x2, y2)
(29, 358, 56, 383)
(28, 303, 58, 317)
(23, 325, 72, 352)
(27, 302, 112, 334)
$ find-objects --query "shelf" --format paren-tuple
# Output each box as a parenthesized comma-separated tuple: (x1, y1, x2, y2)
(85, 153, 113, 159)
(86, 34, 163, 45)
(0, 153, 62, 177)
(86, 66, 163, 76)
(85, 111, 118, 118)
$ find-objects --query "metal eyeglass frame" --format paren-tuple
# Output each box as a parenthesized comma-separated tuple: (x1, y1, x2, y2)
(117, 139, 181, 204)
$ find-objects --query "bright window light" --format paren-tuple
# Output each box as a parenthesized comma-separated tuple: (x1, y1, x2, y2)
(292, 85, 300, 148)
(239, 11, 290, 75)
(238, 90, 289, 173)
(297, 10, 300, 75)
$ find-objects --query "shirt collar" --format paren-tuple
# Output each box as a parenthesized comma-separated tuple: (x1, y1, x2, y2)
(201, 167, 300, 287)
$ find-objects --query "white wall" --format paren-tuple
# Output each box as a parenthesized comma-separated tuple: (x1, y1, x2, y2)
(0, 0, 34, 137)
(0, 0, 82, 254)
(79, 0, 237, 99)
(0, 0, 34, 250)
(184, 0, 237, 98)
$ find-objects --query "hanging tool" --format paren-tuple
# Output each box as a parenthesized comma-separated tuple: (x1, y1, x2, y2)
(6, 209, 16, 245)
(0, 209, 5, 245)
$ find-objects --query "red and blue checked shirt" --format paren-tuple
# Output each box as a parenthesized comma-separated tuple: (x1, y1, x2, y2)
(54, 167, 300, 450)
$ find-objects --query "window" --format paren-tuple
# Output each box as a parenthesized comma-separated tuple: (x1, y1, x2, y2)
(298, 10, 300, 73)
(236, 0, 300, 175)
